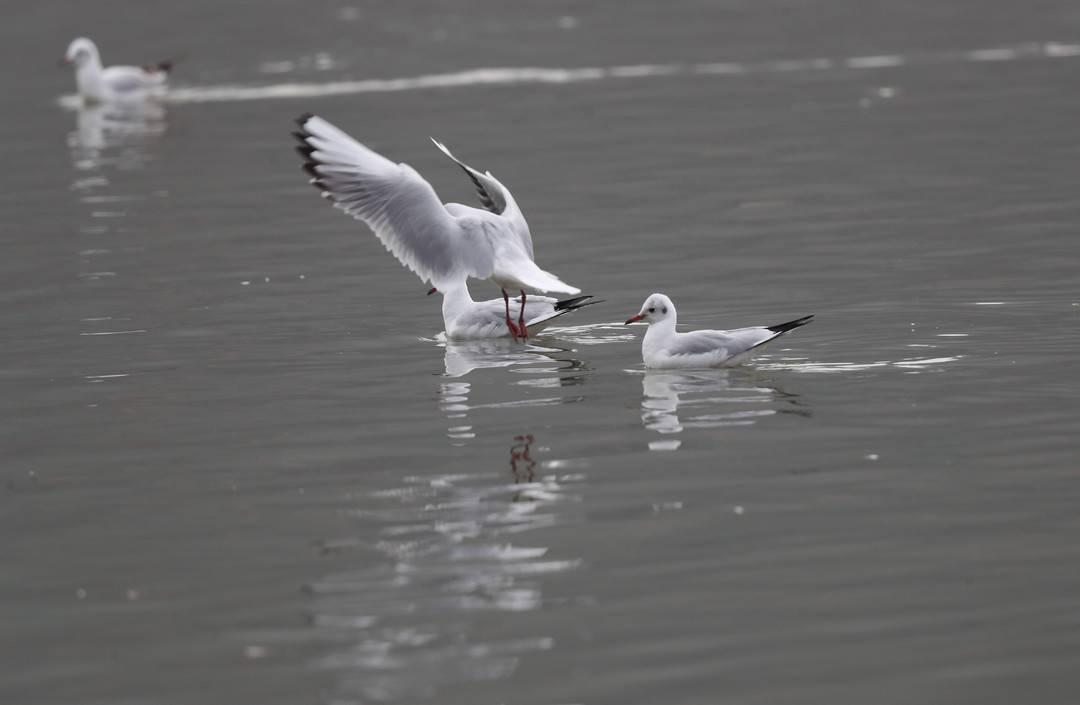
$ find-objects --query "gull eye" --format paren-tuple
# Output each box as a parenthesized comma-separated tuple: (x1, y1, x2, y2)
(648, 307, 655, 313)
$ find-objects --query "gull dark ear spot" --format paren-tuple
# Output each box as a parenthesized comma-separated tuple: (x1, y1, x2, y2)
(662, 306, 668, 314)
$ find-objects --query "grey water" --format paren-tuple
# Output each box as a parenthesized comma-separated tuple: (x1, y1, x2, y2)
(4, 1, 1080, 704)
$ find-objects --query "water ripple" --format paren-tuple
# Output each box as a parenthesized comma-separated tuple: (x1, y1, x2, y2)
(757, 355, 963, 374)
(638, 370, 805, 447)
(309, 445, 584, 702)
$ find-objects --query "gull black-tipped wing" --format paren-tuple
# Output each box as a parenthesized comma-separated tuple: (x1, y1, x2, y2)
(295, 115, 496, 289)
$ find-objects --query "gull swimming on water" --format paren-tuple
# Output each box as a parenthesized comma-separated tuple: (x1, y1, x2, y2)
(435, 281, 598, 340)
(64, 38, 171, 104)
(625, 293, 813, 369)
(292, 114, 580, 340)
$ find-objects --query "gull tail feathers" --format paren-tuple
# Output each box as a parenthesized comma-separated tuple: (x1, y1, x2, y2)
(553, 295, 602, 312)
(144, 50, 186, 75)
(501, 257, 580, 295)
(766, 314, 815, 334)
(525, 296, 600, 334)
(524, 308, 571, 330)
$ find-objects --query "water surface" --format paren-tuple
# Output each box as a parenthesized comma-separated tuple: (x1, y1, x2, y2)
(4, 2, 1080, 704)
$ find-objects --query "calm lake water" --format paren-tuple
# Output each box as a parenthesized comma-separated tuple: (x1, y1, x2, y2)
(4, 1, 1080, 704)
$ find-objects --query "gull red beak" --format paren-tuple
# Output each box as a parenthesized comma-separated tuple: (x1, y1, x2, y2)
(59, 57, 72, 67)
(426, 287, 438, 296)
(624, 313, 645, 325)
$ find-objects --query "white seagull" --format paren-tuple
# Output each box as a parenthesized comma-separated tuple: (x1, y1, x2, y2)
(435, 281, 598, 340)
(64, 38, 171, 104)
(625, 293, 813, 369)
(293, 114, 580, 340)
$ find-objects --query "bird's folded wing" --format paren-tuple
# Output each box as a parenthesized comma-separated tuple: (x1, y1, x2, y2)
(668, 328, 775, 357)
(102, 66, 160, 92)
(295, 115, 495, 287)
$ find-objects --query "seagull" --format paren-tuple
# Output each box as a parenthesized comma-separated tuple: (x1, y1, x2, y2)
(625, 293, 813, 369)
(292, 114, 580, 340)
(435, 281, 599, 340)
(64, 38, 171, 104)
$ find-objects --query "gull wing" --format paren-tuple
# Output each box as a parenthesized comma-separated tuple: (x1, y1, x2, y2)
(295, 115, 496, 288)
(668, 315, 814, 357)
(666, 328, 776, 358)
(430, 138, 534, 260)
(102, 65, 162, 93)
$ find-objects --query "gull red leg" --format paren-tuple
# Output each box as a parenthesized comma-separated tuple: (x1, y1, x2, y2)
(502, 289, 521, 340)
(517, 290, 528, 340)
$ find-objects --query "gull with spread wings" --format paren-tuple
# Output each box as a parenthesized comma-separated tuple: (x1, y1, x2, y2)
(293, 114, 580, 340)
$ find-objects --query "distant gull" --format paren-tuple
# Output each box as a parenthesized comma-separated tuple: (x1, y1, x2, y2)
(293, 114, 580, 340)
(63, 38, 171, 104)
(625, 293, 813, 368)
(435, 281, 598, 340)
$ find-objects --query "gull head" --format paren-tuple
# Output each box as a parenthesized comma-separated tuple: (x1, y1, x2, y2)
(625, 293, 675, 325)
(64, 38, 100, 66)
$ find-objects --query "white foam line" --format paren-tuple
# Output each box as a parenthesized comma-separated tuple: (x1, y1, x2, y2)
(764, 57, 834, 72)
(80, 195, 142, 204)
(894, 356, 963, 367)
(79, 329, 146, 336)
(967, 47, 1024, 62)
(693, 62, 747, 75)
(164, 66, 610, 103)
(608, 63, 683, 78)
(1045, 42, 1080, 57)
(55, 40, 1080, 108)
(84, 373, 129, 379)
(845, 55, 906, 69)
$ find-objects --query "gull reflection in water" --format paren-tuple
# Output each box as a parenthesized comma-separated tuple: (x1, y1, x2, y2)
(304, 336, 596, 699)
(307, 432, 584, 702)
(69, 100, 167, 170)
(440, 338, 555, 379)
(438, 339, 586, 447)
(69, 99, 169, 378)
(510, 434, 535, 484)
(641, 370, 807, 451)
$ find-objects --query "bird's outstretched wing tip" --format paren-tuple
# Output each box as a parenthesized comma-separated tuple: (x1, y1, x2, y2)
(430, 137, 454, 158)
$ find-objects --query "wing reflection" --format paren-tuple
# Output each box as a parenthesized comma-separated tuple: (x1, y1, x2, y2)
(640, 370, 808, 450)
